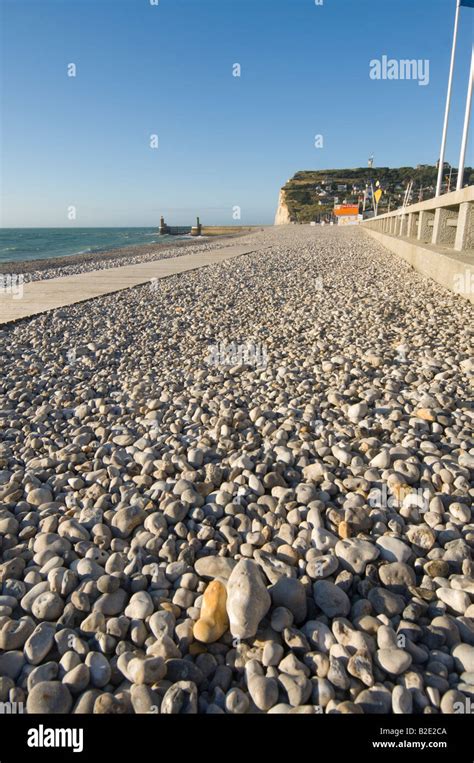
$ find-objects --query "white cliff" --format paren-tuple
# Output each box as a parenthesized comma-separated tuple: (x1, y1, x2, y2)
(274, 189, 291, 225)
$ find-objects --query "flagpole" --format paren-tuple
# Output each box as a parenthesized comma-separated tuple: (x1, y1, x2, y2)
(371, 182, 377, 217)
(456, 45, 474, 190)
(436, 0, 461, 196)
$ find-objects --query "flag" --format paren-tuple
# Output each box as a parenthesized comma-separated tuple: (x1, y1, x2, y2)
(460, 1, 474, 8)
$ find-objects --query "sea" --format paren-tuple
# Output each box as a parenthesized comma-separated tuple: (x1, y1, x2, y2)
(0, 228, 190, 264)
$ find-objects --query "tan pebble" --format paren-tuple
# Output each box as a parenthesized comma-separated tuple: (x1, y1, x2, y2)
(414, 408, 435, 422)
(338, 521, 351, 539)
(193, 580, 229, 643)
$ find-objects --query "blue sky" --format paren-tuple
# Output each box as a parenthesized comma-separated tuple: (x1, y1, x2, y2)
(1, 0, 472, 227)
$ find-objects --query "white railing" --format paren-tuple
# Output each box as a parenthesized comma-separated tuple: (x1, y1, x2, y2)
(361, 186, 474, 252)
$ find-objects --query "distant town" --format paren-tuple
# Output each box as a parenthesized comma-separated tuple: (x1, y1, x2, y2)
(278, 162, 473, 224)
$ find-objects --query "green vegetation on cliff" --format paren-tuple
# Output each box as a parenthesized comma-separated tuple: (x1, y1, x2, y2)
(281, 166, 473, 223)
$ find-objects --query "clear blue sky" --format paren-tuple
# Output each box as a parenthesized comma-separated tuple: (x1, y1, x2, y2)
(0, 0, 472, 227)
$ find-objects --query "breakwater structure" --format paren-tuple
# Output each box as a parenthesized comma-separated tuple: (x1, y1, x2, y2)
(200, 225, 265, 236)
(159, 215, 265, 238)
(361, 185, 474, 303)
(159, 216, 191, 236)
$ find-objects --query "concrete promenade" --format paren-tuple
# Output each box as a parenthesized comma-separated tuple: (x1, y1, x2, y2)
(361, 186, 474, 302)
(0, 243, 261, 325)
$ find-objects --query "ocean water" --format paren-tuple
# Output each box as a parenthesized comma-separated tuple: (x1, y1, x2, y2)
(0, 227, 190, 263)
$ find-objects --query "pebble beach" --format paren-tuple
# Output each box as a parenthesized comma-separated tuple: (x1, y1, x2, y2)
(0, 225, 473, 715)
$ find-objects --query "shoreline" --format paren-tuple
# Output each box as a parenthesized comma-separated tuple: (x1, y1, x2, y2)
(0, 231, 255, 281)
(0, 235, 208, 273)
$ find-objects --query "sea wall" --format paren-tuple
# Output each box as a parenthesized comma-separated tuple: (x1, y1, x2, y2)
(360, 186, 474, 303)
(201, 226, 263, 236)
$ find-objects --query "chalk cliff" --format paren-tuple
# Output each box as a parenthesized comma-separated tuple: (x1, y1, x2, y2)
(274, 189, 291, 225)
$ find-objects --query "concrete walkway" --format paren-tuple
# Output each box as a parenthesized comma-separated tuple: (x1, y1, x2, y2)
(0, 244, 259, 325)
